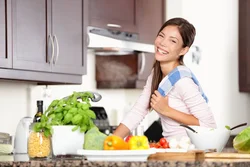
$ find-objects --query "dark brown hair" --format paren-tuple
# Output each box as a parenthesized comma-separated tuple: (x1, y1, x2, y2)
(150, 17, 196, 108)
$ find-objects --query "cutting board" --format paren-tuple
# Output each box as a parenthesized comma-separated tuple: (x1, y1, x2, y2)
(148, 151, 250, 161)
(205, 152, 250, 159)
(148, 150, 205, 161)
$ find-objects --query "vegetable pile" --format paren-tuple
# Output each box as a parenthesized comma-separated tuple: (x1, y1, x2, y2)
(149, 137, 169, 149)
(33, 92, 97, 137)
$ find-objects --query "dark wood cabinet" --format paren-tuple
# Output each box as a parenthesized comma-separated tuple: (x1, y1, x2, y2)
(51, 0, 86, 74)
(12, 0, 86, 75)
(0, 0, 88, 84)
(0, 0, 12, 68)
(239, 0, 250, 92)
(12, 0, 50, 72)
(137, 0, 165, 44)
(89, 0, 138, 33)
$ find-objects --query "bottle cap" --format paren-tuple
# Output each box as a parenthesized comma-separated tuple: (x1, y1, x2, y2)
(37, 100, 43, 106)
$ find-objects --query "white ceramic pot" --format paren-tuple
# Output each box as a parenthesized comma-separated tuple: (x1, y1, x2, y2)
(51, 125, 84, 156)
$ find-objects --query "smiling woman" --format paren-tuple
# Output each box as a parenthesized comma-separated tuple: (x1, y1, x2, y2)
(113, 17, 216, 141)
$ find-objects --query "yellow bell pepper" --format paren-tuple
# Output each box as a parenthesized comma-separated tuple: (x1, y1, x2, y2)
(128, 135, 150, 150)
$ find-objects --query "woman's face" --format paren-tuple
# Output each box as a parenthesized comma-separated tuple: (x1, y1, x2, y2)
(154, 25, 188, 63)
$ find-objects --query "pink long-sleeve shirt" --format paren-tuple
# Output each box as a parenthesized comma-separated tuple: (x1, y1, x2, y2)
(121, 72, 217, 140)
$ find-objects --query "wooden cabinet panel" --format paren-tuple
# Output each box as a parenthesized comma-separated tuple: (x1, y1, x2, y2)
(137, 0, 165, 44)
(0, 0, 12, 68)
(51, 0, 84, 75)
(239, 0, 250, 92)
(89, 0, 138, 33)
(12, 0, 51, 72)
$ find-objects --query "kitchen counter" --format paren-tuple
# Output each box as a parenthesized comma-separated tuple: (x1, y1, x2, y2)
(0, 152, 250, 167)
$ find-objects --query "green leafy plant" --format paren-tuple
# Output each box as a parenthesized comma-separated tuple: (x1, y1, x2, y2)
(33, 91, 97, 138)
(33, 115, 53, 137)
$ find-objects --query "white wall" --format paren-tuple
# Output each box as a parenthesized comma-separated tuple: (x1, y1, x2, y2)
(1, 0, 250, 137)
(167, 0, 250, 134)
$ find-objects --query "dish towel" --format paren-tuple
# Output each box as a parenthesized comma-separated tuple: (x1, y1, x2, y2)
(157, 65, 208, 103)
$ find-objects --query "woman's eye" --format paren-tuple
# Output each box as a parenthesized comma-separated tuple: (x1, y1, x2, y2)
(171, 40, 177, 43)
(158, 34, 164, 37)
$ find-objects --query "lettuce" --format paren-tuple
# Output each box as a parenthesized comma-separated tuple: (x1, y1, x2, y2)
(233, 126, 250, 153)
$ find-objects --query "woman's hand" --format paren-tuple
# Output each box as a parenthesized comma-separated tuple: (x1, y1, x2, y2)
(151, 91, 199, 125)
(150, 90, 170, 115)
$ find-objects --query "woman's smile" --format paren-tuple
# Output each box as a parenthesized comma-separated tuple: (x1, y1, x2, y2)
(157, 47, 169, 55)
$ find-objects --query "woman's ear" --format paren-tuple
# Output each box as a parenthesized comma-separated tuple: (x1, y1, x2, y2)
(179, 46, 190, 56)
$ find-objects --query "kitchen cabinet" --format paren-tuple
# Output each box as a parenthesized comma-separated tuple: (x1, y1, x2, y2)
(89, 0, 138, 33)
(0, 0, 12, 68)
(89, 0, 165, 45)
(239, 0, 250, 92)
(137, 0, 165, 44)
(0, 0, 88, 84)
(50, 0, 86, 74)
(12, 0, 50, 72)
(12, 0, 86, 75)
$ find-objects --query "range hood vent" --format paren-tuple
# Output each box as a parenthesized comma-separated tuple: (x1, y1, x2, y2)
(87, 26, 155, 54)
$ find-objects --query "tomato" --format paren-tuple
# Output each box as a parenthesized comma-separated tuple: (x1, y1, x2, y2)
(159, 138, 167, 146)
(161, 142, 169, 149)
(149, 142, 156, 148)
(155, 142, 161, 148)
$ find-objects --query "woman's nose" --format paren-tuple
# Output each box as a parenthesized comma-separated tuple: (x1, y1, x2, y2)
(160, 40, 167, 47)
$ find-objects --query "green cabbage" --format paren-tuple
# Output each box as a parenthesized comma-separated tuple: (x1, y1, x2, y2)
(233, 126, 250, 153)
(83, 127, 107, 150)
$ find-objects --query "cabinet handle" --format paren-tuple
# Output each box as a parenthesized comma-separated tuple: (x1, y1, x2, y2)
(49, 34, 55, 64)
(139, 52, 146, 75)
(87, 33, 90, 46)
(53, 35, 59, 64)
(107, 23, 122, 28)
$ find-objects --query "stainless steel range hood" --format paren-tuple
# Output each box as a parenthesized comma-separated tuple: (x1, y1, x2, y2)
(87, 26, 155, 54)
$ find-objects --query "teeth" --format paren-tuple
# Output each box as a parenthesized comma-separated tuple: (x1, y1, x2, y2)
(158, 48, 167, 54)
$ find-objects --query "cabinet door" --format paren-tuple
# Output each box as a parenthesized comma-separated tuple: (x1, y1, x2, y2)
(239, 0, 250, 91)
(137, 0, 165, 44)
(12, 0, 51, 72)
(89, 0, 138, 33)
(0, 0, 12, 68)
(51, 0, 85, 75)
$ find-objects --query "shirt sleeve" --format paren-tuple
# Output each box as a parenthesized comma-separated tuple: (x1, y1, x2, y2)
(121, 72, 153, 132)
(174, 77, 217, 128)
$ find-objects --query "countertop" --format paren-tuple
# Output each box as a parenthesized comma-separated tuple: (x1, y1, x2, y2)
(1, 150, 250, 167)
